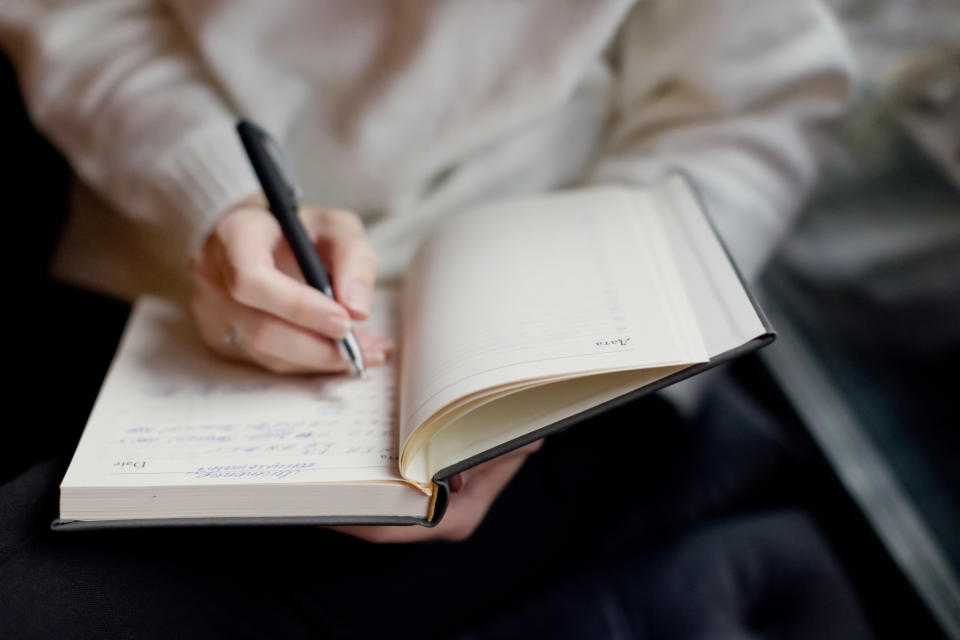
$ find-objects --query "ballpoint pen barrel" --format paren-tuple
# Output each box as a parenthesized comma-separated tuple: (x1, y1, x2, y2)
(236, 120, 366, 379)
(273, 205, 334, 295)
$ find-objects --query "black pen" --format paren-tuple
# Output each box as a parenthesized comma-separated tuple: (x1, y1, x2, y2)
(236, 120, 367, 379)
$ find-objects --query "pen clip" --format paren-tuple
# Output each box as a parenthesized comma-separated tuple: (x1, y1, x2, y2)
(246, 122, 303, 201)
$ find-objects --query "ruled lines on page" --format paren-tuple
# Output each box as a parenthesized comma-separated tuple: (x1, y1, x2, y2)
(62, 293, 403, 489)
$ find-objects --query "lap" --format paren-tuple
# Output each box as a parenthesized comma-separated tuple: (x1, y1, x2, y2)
(0, 396, 805, 639)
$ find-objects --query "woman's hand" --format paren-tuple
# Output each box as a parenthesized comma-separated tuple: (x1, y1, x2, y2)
(189, 197, 393, 373)
(332, 439, 544, 543)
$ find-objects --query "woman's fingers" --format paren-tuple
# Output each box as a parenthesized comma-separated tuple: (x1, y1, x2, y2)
(197, 288, 389, 374)
(351, 325, 396, 367)
(301, 208, 377, 319)
(192, 260, 338, 372)
(331, 439, 544, 543)
(191, 204, 387, 373)
(210, 207, 354, 340)
(191, 234, 392, 374)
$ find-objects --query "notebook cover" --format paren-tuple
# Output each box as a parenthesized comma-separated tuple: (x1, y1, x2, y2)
(52, 479, 450, 531)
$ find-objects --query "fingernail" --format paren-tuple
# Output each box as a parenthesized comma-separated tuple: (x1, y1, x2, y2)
(366, 350, 386, 366)
(320, 315, 351, 339)
(344, 280, 372, 316)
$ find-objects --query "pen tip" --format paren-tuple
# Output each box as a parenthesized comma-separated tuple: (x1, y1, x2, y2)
(359, 369, 368, 381)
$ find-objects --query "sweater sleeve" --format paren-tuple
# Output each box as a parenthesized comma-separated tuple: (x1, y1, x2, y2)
(587, 0, 857, 281)
(0, 0, 261, 264)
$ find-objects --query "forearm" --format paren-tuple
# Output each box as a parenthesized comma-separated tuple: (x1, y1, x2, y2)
(586, 0, 857, 281)
(0, 0, 259, 263)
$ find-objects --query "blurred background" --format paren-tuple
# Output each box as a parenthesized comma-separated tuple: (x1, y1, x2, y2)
(757, 0, 960, 637)
(1, 1, 958, 638)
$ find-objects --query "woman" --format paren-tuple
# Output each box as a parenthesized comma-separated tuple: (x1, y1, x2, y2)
(0, 1, 864, 636)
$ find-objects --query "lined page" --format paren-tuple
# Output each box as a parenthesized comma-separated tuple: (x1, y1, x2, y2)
(650, 176, 768, 356)
(62, 292, 403, 491)
(398, 186, 709, 476)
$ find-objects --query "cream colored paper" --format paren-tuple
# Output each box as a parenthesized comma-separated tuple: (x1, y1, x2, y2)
(397, 185, 709, 480)
(62, 293, 406, 491)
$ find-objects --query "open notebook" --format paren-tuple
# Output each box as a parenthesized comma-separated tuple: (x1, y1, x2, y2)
(55, 176, 773, 529)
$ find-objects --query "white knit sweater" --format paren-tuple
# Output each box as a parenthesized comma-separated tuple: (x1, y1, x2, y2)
(0, 0, 855, 301)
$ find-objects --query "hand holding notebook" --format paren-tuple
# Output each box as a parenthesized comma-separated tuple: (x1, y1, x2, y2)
(334, 439, 543, 543)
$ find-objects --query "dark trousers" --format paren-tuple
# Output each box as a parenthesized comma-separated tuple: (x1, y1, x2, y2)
(1, 286, 872, 639)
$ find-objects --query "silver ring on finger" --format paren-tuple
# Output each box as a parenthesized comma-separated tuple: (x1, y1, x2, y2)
(224, 326, 242, 348)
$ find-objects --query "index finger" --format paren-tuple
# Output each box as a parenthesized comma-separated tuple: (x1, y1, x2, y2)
(302, 208, 377, 320)
(215, 217, 354, 339)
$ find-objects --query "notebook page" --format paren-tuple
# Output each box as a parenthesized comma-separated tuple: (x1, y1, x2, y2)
(398, 186, 709, 478)
(423, 364, 689, 479)
(62, 292, 404, 491)
(650, 175, 768, 356)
